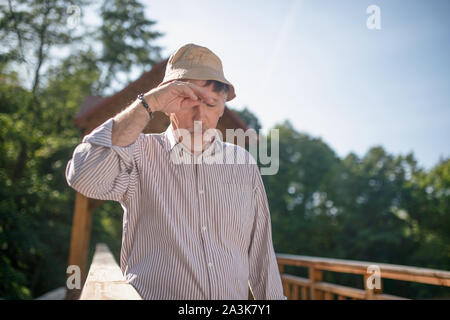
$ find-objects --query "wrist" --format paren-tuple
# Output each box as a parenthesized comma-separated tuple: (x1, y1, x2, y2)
(137, 93, 155, 119)
(144, 93, 160, 113)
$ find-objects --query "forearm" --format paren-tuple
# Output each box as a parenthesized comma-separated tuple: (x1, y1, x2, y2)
(111, 98, 152, 147)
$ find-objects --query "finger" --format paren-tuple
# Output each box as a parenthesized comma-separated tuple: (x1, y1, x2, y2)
(184, 82, 215, 104)
(178, 84, 198, 101)
(180, 97, 199, 109)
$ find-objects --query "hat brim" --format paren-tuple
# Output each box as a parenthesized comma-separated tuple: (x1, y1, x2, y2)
(158, 66, 236, 102)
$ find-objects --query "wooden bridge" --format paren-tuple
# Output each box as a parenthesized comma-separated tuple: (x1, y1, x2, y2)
(50, 58, 449, 301)
(72, 243, 450, 300)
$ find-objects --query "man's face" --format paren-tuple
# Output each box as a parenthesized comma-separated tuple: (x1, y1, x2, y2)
(166, 79, 226, 152)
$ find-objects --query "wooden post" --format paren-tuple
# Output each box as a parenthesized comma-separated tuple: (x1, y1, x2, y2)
(65, 192, 94, 300)
(309, 266, 323, 300)
(301, 286, 308, 300)
(364, 273, 383, 300)
(291, 284, 299, 300)
(278, 262, 284, 274)
(283, 281, 291, 299)
(324, 291, 334, 300)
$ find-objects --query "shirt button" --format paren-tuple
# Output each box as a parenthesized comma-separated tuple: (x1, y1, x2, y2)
(208, 262, 213, 268)
(199, 189, 204, 195)
(201, 226, 207, 232)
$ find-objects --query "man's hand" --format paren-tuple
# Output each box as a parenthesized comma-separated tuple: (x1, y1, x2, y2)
(144, 80, 216, 114)
(111, 80, 216, 147)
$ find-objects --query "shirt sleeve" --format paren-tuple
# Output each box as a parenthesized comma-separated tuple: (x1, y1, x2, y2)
(248, 164, 287, 300)
(65, 118, 143, 202)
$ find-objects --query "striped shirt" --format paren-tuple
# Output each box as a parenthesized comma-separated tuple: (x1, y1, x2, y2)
(65, 118, 286, 300)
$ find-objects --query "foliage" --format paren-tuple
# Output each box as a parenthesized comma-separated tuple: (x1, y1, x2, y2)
(0, 0, 162, 299)
(0, 0, 448, 300)
(230, 106, 262, 132)
(96, 0, 163, 92)
(247, 115, 449, 299)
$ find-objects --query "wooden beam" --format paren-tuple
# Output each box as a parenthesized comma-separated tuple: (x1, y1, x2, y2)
(65, 192, 94, 300)
(309, 266, 323, 300)
(276, 254, 450, 286)
(324, 291, 334, 300)
(314, 281, 407, 300)
(301, 286, 308, 300)
(80, 243, 142, 300)
(283, 281, 291, 299)
(291, 284, 299, 300)
(277, 262, 284, 274)
(280, 274, 310, 287)
(315, 281, 366, 300)
(364, 273, 383, 300)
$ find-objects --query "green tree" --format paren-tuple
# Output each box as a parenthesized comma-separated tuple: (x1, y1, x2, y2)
(262, 120, 341, 256)
(0, 0, 88, 94)
(402, 158, 450, 269)
(95, 0, 163, 92)
(259, 120, 449, 298)
(0, 0, 163, 299)
(0, 54, 99, 298)
(229, 106, 262, 132)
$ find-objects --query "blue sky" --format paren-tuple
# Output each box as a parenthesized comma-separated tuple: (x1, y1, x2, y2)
(145, 0, 449, 170)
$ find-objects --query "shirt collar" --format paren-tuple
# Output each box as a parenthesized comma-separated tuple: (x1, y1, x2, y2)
(164, 123, 223, 156)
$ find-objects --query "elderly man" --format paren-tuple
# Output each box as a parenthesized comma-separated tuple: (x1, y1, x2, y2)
(65, 43, 285, 300)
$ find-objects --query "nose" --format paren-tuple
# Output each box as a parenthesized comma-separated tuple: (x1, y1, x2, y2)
(192, 101, 208, 123)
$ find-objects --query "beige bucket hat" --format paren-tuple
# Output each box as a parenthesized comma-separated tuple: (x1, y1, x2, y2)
(158, 43, 236, 101)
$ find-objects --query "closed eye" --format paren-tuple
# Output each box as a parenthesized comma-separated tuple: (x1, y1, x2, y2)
(202, 97, 218, 107)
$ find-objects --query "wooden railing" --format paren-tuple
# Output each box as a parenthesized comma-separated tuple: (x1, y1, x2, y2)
(80, 243, 142, 300)
(79, 243, 450, 300)
(276, 254, 450, 300)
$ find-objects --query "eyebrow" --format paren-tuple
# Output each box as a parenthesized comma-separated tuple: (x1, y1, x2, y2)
(204, 98, 218, 104)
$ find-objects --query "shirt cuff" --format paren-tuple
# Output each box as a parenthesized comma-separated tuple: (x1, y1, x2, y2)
(82, 117, 136, 170)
